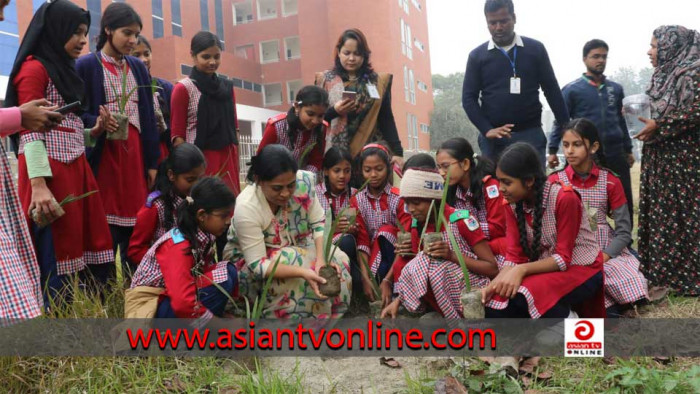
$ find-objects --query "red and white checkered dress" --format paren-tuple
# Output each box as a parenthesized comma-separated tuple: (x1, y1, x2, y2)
(15, 67, 113, 276)
(131, 228, 228, 289)
(397, 208, 491, 318)
(275, 117, 321, 173)
(454, 186, 490, 237)
(352, 184, 404, 274)
(557, 170, 648, 307)
(177, 78, 240, 194)
(96, 53, 148, 227)
(153, 194, 183, 241)
(486, 182, 604, 318)
(315, 182, 356, 243)
(0, 142, 42, 322)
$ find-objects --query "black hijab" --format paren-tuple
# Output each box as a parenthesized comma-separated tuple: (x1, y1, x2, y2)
(4, 0, 89, 111)
(189, 66, 238, 149)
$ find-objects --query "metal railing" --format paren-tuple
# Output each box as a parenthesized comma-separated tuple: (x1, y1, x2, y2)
(238, 135, 260, 183)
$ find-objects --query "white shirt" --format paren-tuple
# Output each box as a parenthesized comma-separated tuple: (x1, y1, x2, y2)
(488, 33, 524, 52)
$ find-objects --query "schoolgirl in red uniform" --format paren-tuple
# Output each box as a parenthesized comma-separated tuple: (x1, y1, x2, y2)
(350, 144, 412, 284)
(259, 85, 328, 177)
(130, 177, 237, 326)
(549, 119, 648, 316)
(76, 2, 160, 277)
(170, 31, 240, 196)
(128, 143, 206, 265)
(7, 0, 113, 307)
(381, 168, 498, 319)
(437, 137, 507, 255)
(132, 36, 174, 162)
(483, 142, 605, 318)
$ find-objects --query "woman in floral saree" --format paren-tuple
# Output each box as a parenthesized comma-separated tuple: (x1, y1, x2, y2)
(224, 144, 352, 318)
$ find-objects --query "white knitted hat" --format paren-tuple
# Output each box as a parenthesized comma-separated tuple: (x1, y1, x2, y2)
(400, 169, 445, 200)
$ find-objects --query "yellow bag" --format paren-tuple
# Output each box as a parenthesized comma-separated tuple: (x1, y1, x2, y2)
(124, 286, 164, 318)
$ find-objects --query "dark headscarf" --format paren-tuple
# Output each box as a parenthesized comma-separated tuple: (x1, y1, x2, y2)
(647, 25, 700, 119)
(4, 0, 90, 111)
(189, 67, 238, 149)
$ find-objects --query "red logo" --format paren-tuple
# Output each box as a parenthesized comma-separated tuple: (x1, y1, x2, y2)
(574, 320, 595, 341)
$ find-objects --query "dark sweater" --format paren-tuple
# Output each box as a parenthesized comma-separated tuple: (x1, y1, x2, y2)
(549, 75, 632, 155)
(76, 52, 159, 174)
(462, 36, 569, 134)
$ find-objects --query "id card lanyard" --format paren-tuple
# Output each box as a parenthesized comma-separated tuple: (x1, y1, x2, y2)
(499, 46, 520, 94)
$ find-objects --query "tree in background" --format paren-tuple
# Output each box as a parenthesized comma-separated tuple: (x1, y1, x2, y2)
(610, 66, 654, 95)
(429, 73, 480, 152)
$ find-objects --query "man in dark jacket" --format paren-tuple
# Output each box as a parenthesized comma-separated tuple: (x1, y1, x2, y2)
(548, 39, 635, 226)
(462, 0, 569, 162)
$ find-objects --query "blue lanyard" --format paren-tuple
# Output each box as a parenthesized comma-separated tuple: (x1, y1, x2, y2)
(498, 46, 517, 77)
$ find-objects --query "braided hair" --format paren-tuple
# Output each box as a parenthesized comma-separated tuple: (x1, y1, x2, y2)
(176, 177, 235, 251)
(153, 143, 206, 230)
(498, 143, 547, 261)
(286, 85, 329, 151)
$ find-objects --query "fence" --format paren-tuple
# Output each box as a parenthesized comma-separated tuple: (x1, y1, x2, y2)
(238, 135, 260, 183)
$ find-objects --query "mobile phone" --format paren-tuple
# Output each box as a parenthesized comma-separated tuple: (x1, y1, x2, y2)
(56, 101, 81, 114)
(342, 91, 357, 101)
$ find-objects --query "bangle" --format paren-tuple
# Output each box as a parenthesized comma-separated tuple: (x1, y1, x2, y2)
(382, 278, 392, 284)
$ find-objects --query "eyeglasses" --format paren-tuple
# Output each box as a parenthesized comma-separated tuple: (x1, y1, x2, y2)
(437, 161, 458, 171)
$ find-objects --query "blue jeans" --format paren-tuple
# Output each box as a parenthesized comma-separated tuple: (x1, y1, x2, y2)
(337, 235, 362, 295)
(374, 236, 395, 283)
(155, 262, 237, 318)
(478, 126, 547, 165)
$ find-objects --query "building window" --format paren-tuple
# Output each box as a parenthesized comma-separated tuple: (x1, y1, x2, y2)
(420, 124, 429, 134)
(263, 83, 283, 106)
(235, 44, 255, 60)
(86, 0, 102, 52)
(260, 40, 280, 64)
(180, 64, 193, 76)
(215, 0, 225, 49)
(233, 1, 254, 25)
(152, 0, 164, 39)
(287, 80, 303, 103)
(0, 1, 19, 76)
(282, 0, 298, 16)
(417, 80, 428, 92)
(407, 114, 418, 150)
(403, 66, 409, 102)
(200, 0, 210, 32)
(400, 19, 412, 59)
(257, 0, 277, 20)
(254, 83, 263, 93)
(171, 0, 182, 36)
(409, 69, 416, 104)
(284, 36, 301, 60)
(398, 0, 409, 14)
(232, 78, 243, 88)
(414, 38, 425, 52)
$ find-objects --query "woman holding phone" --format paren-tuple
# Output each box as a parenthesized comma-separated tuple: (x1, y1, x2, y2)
(315, 29, 404, 176)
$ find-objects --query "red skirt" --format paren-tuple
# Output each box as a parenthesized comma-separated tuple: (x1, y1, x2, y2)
(486, 256, 605, 318)
(18, 154, 113, 276)
(95, 125, 148, 227)
(203, 144, 240, 196)
(158, 141, 170, 165)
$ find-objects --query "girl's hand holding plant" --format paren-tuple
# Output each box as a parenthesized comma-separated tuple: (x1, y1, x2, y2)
(99, 105, 118, 134)
(29, 177, 59, 222)
(394, 238, 413, 256)
(336, 216, 351, 234)
(425, 240, 451, 260)
(380, 298, 400, 319)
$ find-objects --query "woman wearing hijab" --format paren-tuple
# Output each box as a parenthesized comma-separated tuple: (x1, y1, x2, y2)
(170, 31, 240, 196)
(6, 0, 113, 308)
(636, 25, 700, 296)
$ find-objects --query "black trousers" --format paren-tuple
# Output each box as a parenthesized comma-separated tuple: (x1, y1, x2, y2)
(485, 271, 603, 318)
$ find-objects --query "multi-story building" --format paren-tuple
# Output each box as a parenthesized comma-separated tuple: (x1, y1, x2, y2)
(2, 0, 433, 151)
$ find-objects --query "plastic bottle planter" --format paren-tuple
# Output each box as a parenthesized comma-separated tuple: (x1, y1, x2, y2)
(107, 113, 129, 141)
(460, 288, 485, 319)
(422, 232, 443, 254)
(396, 231, 414, 256)
(341, 207, 356, 222)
